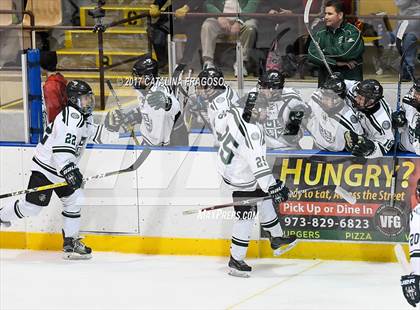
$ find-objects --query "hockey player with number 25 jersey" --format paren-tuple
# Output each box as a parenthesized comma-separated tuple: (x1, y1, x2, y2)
(0, 80, 120, 260)
(214, 91, 297, 277)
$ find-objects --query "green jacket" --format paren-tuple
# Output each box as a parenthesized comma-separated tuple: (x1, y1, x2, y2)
(205, 0, 259, 15)
(308, 21, 364, 70)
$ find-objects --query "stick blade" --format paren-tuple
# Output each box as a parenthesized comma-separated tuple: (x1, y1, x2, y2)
(394, 244, 412, 274)
(304, 0, 314, 24)
(130, 149, 151, 170)
(334, 186, 356, 205)
(396, 20, 409, 55)
(182, 209, 199, 215)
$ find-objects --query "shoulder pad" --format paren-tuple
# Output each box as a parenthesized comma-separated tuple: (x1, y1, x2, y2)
(61, 106, 84, 128)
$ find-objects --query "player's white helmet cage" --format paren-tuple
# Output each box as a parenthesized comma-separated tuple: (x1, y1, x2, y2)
(66, 80, 95, 116)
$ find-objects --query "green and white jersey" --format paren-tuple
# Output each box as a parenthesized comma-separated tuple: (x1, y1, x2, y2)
(31, 105, 119, 183)
(214, 107, 276, 192)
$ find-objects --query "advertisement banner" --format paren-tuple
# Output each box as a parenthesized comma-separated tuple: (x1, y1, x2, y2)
(269, 155, 419, 243)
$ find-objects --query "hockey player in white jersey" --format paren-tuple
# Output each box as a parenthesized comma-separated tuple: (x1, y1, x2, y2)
(344, 79, 394, 158)
(214, 91, 296, 277)
(392, 79, 420, 155)
(189, 67, 239, 144)
(250, 70, 305, 150)
(107, 55, 182, 146)
(0, 80, 119, 259)
(304, 75, 363, 152)
(400, 178, 420, 307)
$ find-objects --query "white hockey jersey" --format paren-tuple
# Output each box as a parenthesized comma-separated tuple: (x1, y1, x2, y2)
(31, 105, 119, 183)
(346, 80, 394, 158)
(399, 93, 420, 155)
(136, 83, 181, 146)
(305, 89, 363, 152)
(207, 86, 239, 141)
(214, 107, 276, 192)
(410, 204, 420, 275)
(250, 87, 305, 149)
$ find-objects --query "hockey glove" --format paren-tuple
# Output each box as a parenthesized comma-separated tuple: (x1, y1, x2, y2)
(344, 131, 375, 157)
(283, 110, 305, 135)
(122, 108, 142, 130)
(268, 180, 289, 206)
(104, 110, 124, 132)
(412, 118, 420, 140)
(392, 110, 407, 129)
(60, 162, 84, 190)
(147, 91, 172, 111)
(401, 274, 420, 307)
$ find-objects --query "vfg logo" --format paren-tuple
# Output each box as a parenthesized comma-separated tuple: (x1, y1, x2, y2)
(374, 204, 406, 237)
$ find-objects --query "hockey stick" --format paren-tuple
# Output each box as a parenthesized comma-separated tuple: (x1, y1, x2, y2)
(304, 0, 333, 76)
(390, 21, 409, 208)
(0, 149, 151, 199)
(394, 243, 413, 274)
(182, 184, 355, 215)
(106, 79, 140, 145)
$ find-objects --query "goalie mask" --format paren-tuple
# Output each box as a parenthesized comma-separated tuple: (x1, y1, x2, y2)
(353, 79, 383, 112)
(242, 92, 269, 124)
(66, 80, 95, 116)
(132, 55, 158, 90)
(196, 67, 225, 101)
(258, 70, 285, 100)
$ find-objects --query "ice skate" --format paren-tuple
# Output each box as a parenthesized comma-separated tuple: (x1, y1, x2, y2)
(268, 232, 298, 256)
(228, 256, 251, 278)
(63, 236, 92, 260)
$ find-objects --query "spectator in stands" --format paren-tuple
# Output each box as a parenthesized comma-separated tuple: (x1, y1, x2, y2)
(149, 0, 172, 70)
(172, 0, 205, 76)
(40, 51, 67, 124)
(394, 0, 420, 81)
(308, 0, 364, 87)
(200, 0, 260, 77)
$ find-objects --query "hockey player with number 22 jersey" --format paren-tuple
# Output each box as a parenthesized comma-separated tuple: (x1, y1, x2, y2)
(0, 80, 120, 260)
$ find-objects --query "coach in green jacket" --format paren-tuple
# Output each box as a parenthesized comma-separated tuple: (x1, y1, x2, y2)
(308, 0, 364, 87)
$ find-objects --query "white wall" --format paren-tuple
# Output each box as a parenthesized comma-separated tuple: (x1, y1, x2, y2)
(0, 146, 265, 240)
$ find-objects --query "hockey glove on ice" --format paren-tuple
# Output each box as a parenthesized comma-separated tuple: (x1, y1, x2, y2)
(268, 180, 289, 205)
(392, 110, 407, 129)
(344, 131, 375, 157)
(147, 91, 172, 111)
(60, 162, 84, 190)
(401, 274, 420, 307)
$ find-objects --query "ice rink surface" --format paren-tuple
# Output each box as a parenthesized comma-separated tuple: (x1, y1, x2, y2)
(0, 249, 411, 310)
